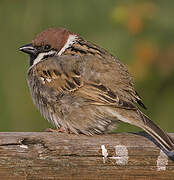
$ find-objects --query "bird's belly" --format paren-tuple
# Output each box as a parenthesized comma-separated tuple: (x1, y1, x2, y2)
(27, 77, 120, 134)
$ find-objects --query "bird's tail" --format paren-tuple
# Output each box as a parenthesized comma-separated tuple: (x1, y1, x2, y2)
(139, 112, 174, 153)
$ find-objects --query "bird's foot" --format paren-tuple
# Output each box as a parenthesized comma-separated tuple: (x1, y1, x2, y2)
(44, 127, 69, 133)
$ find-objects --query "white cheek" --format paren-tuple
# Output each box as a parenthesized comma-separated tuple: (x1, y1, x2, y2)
(33, 53, 45, 65)
(33, 50, 57, 66)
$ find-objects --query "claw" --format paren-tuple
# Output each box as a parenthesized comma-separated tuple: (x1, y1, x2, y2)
(44, 127, 69, 133)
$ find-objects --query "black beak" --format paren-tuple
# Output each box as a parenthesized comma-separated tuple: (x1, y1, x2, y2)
(19, 43, 36, 56)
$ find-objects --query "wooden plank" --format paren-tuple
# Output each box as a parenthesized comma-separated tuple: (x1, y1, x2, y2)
(0, 132, 173, 179)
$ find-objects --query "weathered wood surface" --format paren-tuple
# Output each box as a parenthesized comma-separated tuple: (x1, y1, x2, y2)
(0, 132, 174, 180)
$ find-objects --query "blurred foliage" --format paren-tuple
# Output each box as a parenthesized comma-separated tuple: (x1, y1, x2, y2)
(0, 0, 174, 133)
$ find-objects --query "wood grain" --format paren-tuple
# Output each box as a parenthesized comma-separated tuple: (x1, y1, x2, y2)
(0, 132, 173, 180)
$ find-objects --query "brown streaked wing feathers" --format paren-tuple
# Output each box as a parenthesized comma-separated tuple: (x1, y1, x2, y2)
(31, 57, 83, 94)
(30, 55, 138, 110)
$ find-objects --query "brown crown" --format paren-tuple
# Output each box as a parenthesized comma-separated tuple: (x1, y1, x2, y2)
(32, 27, 75, 51)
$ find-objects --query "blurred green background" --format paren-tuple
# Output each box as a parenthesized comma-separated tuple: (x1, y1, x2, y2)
(0, 0, 174, 132)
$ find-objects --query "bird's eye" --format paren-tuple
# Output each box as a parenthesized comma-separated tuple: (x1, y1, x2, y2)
(44, 44, 51, 50)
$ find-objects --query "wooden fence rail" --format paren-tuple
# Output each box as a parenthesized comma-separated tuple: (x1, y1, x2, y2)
(0, 132, 173, 179)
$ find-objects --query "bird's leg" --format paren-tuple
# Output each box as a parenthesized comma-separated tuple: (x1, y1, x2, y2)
(44, 127, 71, 133)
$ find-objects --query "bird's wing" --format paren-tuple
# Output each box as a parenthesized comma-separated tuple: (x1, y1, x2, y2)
(77, 55, 145, 109)
(27, 56, 84, 95)
(27, 55, 143, 110)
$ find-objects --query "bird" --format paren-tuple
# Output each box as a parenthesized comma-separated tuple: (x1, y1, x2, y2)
(19, 27, 174, 153)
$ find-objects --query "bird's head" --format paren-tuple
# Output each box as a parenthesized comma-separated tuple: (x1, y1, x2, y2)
(19, 27, 79, 66)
